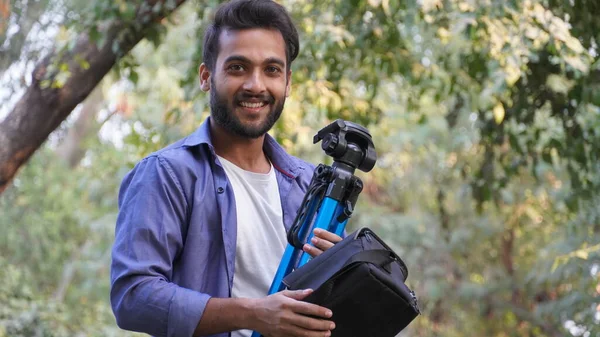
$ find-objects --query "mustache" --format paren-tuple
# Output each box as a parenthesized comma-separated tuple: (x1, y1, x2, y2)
(234, 92, 275, 104)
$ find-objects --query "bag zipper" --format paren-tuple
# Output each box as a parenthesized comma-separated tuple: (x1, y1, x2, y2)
(410, 290, 421, 314)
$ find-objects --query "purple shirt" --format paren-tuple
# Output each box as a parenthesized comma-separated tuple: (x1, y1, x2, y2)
(110, 117, 315, 337)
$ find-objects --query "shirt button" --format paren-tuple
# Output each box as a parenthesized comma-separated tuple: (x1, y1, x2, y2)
(217, 187, 224, 194)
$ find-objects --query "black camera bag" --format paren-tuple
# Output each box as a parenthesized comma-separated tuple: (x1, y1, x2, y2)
(283, 227, 420, 337)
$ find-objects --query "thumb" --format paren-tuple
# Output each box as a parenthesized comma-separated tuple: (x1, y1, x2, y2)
(282, 289, 313, 300)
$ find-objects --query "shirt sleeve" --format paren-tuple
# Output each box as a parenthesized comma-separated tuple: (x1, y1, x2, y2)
(110, 155, 210, 337)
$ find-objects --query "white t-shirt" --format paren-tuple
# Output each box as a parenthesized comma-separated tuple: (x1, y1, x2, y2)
(217, 156, 287, 337)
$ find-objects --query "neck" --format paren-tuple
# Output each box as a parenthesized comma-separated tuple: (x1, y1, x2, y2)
(210, 121, 271, 174)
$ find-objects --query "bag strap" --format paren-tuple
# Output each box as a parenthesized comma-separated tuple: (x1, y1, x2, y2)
(344, 249, 397, 273)
(356, 228, 409, 279)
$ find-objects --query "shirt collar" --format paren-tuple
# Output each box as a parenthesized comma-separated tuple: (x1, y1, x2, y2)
(183, 117, 301, 179)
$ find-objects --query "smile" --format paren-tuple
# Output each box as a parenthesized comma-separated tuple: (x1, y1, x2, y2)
(239, 101, 267, 109)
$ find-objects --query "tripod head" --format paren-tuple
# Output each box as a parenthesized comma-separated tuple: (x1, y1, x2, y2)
(313, 119, 377, 173)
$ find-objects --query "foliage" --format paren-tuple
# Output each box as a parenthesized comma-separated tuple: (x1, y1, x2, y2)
(1, 0, 599, 336)
(0, 144, 135, 336)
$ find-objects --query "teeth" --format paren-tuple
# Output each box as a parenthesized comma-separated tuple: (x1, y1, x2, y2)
(240, 101, 265, 109)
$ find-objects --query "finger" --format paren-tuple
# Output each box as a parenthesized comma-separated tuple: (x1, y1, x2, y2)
(287, 298, 333, 319)
(282, 288, 313, 300)
(283, 323, 332, 337)
(289, 314, 336, 332)
(310, 237, 335, 252)
(303, 243, 323, 258)
(313, 229, 343, 243)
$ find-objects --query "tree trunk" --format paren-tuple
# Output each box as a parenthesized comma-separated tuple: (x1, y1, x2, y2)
(55, 85, 104, 168)
(0, 0, 188, 194)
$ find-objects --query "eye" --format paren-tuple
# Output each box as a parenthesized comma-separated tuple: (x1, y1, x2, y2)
(227, 64, 245, 72)
(266, 65, 282, 74)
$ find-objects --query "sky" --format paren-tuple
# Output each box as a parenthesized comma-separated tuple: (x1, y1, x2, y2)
(1, 7, 60, 121)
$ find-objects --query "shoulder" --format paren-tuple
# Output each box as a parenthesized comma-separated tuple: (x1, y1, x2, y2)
(121, 136, 213, 198)
(264, 134, 315, 183)
(290, 155, 315, 187)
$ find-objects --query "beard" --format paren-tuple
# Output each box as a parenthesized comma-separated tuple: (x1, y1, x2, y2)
(209, 81, 285, 139)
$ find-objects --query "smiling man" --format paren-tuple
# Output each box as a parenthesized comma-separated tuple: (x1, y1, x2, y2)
(202, 28, 289, 141)
(109, 1, 342, 337)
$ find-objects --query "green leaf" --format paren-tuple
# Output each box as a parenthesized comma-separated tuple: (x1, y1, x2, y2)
(493, 102, 505, 124)
(542, 150, 552, 164)
(129, 69, 139, 84)
(546, 74, 574, 95)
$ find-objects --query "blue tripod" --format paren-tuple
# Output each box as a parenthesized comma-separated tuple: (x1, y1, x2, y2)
(251, 120, 376, 337)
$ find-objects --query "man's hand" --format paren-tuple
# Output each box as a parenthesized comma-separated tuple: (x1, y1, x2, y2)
(302, 229, 343, 258)
(251, 289, 335, 337)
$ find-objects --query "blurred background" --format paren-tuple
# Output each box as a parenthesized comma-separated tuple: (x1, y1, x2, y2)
(1, 0, 599, 336)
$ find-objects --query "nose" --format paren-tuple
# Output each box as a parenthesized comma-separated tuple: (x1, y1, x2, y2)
(242, 70, 266, 93)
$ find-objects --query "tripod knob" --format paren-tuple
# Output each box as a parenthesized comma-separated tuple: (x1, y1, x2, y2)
(322, 134, 347, 157)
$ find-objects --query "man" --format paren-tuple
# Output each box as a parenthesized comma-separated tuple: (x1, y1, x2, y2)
(110, 1, 342, 337)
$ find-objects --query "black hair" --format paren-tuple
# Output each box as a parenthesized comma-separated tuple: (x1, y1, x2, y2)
(203, 0, 299, 72)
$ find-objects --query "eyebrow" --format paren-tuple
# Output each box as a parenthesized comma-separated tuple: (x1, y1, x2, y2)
(264, 57, 285, 68)
(223, 55, 286, 68)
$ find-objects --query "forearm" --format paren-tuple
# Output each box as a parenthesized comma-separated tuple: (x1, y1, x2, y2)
(193, 297, 257, 336)
(111, 275, 211, 337)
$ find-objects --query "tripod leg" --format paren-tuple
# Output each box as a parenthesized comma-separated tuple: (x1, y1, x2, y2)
(297, 197, 346, 266)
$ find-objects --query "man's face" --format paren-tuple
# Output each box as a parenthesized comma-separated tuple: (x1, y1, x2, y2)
(201, 28, 291, 139)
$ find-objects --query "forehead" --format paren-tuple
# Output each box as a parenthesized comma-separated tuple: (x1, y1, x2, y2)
(217, 28, 287, 65)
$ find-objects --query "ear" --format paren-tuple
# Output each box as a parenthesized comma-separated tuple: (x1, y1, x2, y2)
(285, 70, 292, 97)
(199, 63, 211, 92)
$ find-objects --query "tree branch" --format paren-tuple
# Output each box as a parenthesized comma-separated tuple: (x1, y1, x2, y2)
(0, 0, 188, 194)
(52, 239, 92, 302)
